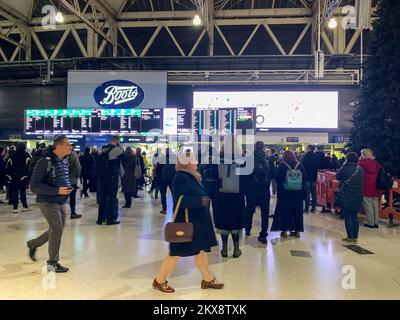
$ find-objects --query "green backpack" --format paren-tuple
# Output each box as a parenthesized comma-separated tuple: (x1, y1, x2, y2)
(282, 161, 303, 191)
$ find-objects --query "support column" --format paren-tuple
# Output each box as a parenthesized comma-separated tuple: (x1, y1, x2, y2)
(333, 17, 346, 54)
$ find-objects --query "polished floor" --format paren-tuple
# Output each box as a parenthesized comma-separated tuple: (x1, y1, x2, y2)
(0, 190, 399, 300)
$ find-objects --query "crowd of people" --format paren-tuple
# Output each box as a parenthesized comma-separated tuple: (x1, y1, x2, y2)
(0, 136, 390, 292)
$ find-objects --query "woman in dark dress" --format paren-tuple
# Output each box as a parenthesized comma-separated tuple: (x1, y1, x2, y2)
(271, 150, 307, 238)
(153, 151, 224, 293)
(121, 147, 136, 208)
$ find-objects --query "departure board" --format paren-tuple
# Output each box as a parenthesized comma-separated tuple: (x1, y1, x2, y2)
(25, 108, 189, 135)
(191, 108, 256, 135)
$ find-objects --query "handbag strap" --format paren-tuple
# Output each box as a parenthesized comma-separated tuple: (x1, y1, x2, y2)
(343, 166, 359, 186)
(172, 195, 189, 223)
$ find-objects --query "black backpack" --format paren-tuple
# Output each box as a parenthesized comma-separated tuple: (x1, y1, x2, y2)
(251, 156, 270, 186)
(95, 146, 115, 179)
(376, 167, 393, 191)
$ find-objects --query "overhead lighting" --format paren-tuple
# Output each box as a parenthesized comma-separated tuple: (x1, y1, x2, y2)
(193, 14, 202, 26)
(328, 18, 337, 29)
(55, 12, 64, 23)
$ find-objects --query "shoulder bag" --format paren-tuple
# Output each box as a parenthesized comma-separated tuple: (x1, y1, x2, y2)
(164, 196, 194, 243)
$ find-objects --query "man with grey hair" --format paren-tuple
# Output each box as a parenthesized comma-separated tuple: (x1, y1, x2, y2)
(28, 135, 73, 273)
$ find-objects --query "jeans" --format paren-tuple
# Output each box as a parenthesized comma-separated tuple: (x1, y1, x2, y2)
(124, 192, 134, 207)
(343, 210, 359, 239)
(28, 202, 67, 264)
(304, 181, 317, 211)
(245, 188, 270, 238)
(11, 180, 28, 209)
(159, 182, 173, 211)
(98, 176, 119, 222)
(69, 184, 78, 215)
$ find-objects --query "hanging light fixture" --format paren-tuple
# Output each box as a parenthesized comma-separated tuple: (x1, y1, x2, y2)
(193, 14, 202, 26)
(328, 18, 338, 29)
(55, 11, 64, 23)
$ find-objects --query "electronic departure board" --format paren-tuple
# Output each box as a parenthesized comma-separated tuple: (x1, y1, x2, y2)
(192, 108, 255, 135)
(25, 108, 189, 135)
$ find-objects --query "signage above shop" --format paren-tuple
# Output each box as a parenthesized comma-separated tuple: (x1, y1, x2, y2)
(94, 80, 145, 108)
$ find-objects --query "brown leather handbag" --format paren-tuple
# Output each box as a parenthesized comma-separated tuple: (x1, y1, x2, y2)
(164, 196, 193, 243)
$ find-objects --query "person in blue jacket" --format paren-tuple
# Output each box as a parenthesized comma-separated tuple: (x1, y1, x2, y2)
(153, 150, 224, 293)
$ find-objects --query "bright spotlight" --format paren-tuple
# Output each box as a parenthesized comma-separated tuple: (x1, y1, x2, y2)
(55, 12, 64, 23)
(193, 15, 202, 26)
(328, 18, 337, 29)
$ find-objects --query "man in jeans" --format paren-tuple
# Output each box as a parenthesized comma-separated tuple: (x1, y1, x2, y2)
(27, 135, 73, 273)
(244, 141, 271, 244)
(301, 145, 319, 214)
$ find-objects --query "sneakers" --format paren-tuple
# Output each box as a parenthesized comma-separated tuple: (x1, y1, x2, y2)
(342, 237, 353, 243)
(11, 209, 19, 214)
(153, 278, 175, 293)
(160, 210, 167, 215)
(27, 242, 36, 262)
(290, 231, 301, 238)
(106, 220, 120, 225)
(47, 263, 69, 273)
(70, 214, 82, 219)
(257, 236, 267, 244)
(21, 207, 33, 212)
(201, 278, 224, 290)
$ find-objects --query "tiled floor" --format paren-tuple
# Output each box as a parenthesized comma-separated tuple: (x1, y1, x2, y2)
(0, 191, 399, 300)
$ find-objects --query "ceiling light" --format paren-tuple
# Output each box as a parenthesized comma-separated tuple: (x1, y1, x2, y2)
(55, 12, 64, 23)
(193, 15, 202, 26)
(328, 18, 338, 29)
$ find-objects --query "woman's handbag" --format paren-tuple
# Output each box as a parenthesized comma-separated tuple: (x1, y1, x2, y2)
(164, 196, 193, 243)
(334, 166, 359, 209)
(134, 158, 142, 179)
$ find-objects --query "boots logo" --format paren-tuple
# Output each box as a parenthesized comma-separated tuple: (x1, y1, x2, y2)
(94, 80, 145, 108)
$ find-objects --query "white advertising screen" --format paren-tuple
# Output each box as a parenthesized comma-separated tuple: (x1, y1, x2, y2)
(193, 91, 339, 130)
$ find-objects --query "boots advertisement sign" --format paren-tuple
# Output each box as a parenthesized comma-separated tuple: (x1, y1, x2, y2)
(93, 80, 145, 108)
(67, 71, 167, 108)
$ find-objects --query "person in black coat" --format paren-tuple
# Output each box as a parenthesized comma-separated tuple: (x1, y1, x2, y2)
(121, 147, 136, 208)
(271, 150, 307, 238)
(335, 152, 364, 243)
(153, 151, 224, 293)
(301, 145, 319, 213)
(5, 142, 32, 213)
(157, 148, 176, 214)
(79, 147, 94, 198)
(0, 147, 5, 194)
(244, 141, 271, 244)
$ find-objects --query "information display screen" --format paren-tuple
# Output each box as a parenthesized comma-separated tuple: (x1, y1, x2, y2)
(25, 108, 190, 135)
(191, 108, 253, 135)
(193, 91, 339, 130)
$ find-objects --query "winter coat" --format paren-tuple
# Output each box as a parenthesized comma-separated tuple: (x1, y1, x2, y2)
(80, 153, 94, 177)
(271, 161, 306, 232)
(68, 151, 81, 185)
(301, 152, 320, 182)
(335, 163, 364, 213)
(121, 156, 137, 194)
(359, 159, 382, 198)
(170, 171, 218, 257)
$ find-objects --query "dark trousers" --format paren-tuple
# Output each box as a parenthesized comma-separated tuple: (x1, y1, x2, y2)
(11, 180, 28, 209)
(343, 210, 359, 239)
(69, 184, 78, 215)
(124, 192, 134, 207)
(304, 181, 317, 211)
(160, 181, 173, 211)
(203, 180, 219, 221)
(98, 177, 119, 222)
(245, 188, 270, 238)
(82, 176, 91, 197)
(28, 203, 67, 264)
